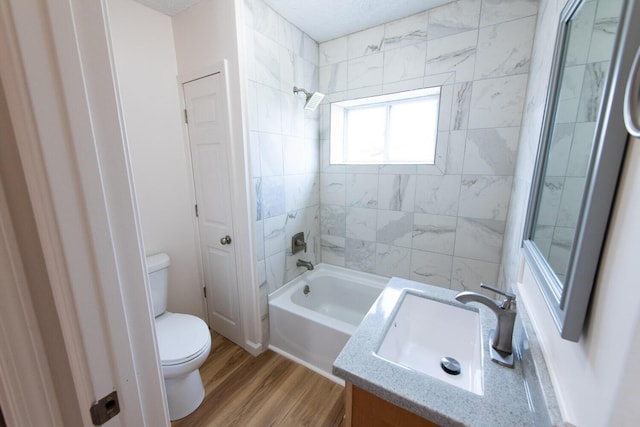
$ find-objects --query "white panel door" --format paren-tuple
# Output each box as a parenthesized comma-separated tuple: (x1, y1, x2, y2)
(183, 73, 243, 346)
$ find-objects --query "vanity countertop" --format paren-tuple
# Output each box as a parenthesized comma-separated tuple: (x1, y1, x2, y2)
(333, 277, 540, 427)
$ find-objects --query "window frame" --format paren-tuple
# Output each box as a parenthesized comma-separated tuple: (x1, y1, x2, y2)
(330, 87, 441, 165)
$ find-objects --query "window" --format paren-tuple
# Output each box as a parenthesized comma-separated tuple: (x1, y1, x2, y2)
(330, 87, 441, 165)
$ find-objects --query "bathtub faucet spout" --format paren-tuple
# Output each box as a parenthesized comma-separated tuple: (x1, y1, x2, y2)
(296, 259, 314, 270)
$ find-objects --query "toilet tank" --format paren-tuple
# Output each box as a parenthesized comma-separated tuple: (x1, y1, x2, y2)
(146, 253, 170, 317)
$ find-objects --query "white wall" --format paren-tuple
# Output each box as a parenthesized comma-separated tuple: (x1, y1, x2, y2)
(519, 140, 640, 426)
(503, 0, 640, 425)
(172, 0, 263, 351)
(172, 0, 243, 82)
(107, 0, 203, 318)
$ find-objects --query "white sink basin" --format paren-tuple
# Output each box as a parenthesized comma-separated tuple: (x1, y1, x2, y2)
(375, 293, 484, 395)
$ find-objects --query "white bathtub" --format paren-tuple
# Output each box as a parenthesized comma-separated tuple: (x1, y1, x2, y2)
(268, 263, 388, 383)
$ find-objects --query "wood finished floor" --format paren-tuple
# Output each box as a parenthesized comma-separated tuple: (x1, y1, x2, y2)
(171, 331, 345, 427)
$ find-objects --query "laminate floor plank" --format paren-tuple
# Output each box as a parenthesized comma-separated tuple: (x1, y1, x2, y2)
(176, 352, 285, 427)
(171, 332, 344, 427)
(274, 368, 345, 427)
(200, 334, 251, 392)
(221, 362, 311, 426)
(204, 354, 303, 426)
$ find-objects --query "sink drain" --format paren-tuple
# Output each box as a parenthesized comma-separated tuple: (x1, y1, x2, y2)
(440, 357, 461, 375)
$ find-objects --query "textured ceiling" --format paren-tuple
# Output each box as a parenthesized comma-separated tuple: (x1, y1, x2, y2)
(264, 0, 453, 42)
(135, 0, 453, 42)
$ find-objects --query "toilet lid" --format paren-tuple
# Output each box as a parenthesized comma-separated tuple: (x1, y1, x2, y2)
(155, 312, 210, 366)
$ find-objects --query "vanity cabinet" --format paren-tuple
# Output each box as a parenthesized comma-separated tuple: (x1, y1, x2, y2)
(344, 382, 438, 427)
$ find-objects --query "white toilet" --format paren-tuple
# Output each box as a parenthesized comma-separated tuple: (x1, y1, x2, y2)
(146, 253, 212, 421)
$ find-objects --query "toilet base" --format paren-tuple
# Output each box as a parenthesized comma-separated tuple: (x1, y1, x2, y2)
(165, 368, 205, 421)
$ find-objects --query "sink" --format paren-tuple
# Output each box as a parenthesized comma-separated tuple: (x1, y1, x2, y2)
(375, 293, 484, 395)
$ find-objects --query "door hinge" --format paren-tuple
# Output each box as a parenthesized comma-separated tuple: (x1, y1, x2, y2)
(203, 287, 207, 298)
(184, 108, 188, 124)
(90, 391, 120, 426)
(195, 204, 199, 217)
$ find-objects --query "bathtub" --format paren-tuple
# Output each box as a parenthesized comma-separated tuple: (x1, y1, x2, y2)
(268, 263, 389, 383)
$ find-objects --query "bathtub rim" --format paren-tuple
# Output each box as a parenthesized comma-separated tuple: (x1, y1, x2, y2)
(267, 264, 390, 384)
(268, 263, 390, 301)
(268, 263, 390, 335)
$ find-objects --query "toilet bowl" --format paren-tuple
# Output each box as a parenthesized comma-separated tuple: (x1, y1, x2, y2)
(146, 253, 212, 421)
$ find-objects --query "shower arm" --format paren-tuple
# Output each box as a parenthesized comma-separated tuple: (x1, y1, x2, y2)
(293, 86, 312, 99)
(293, 86, 325, 111)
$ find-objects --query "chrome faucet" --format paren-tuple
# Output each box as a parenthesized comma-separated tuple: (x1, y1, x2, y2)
(455, 283, 517, 368)
(296, 259, 314, 271)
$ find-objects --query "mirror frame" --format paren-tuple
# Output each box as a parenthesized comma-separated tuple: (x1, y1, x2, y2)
(522, 0, 636, 341)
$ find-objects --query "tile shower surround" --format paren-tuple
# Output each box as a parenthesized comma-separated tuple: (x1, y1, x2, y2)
(318, 0, 539, 293)
(246, 0, 540, 322)
(244, 0, 321, 342)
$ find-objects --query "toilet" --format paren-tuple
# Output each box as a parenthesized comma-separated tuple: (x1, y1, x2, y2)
(146, 253, 211, 421)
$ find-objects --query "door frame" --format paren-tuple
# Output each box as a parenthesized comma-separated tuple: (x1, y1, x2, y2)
(0, 169, 65, 427)
(0, 0, 169, 425)
(178, 61, 263, 355)
(0, 2, 264, 425)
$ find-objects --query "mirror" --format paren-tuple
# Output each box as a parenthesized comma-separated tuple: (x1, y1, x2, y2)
(531, 0, 624, 285)
(523, 0, 631, 341)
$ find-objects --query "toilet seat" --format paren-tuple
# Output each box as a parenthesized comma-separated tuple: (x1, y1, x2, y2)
(155, 312, 210, 366)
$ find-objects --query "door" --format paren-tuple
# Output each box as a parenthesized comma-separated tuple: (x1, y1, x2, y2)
(183, 73, 243, 346)
(1, 0, 170, 424)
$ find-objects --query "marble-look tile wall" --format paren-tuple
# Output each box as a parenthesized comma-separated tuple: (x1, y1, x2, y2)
(243, 0, 320, 336)
(501, 0, 622, 287)
(318, 0, 538, 293)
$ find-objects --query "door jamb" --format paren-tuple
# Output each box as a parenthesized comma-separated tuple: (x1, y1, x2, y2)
(0, 162, 65, 427)
(0, 0, 170, 424)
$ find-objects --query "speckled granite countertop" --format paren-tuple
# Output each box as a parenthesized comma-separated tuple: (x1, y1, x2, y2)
(333, 277, 548, 427)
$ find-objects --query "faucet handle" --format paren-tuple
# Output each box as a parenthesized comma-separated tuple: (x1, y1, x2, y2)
(295, 239, 307, 252)
(480, 282, 516, 309)
(292, 232, 307, 253)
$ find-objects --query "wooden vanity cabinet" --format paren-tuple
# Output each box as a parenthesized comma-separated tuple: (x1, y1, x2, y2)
(344, 382, 439, 427)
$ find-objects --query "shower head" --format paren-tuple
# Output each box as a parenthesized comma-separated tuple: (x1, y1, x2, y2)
(293, 86, 325, 111)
